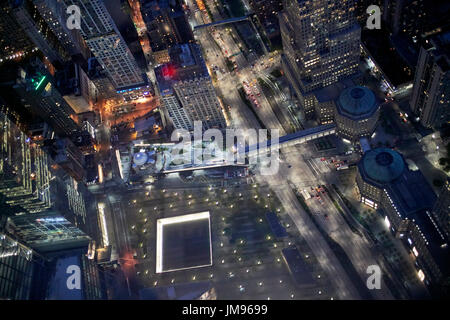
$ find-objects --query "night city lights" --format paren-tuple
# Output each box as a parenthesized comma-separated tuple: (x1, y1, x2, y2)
(0, 0, 449, 315)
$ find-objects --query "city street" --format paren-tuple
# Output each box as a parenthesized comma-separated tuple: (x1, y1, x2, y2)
(182, 0, 400, 300)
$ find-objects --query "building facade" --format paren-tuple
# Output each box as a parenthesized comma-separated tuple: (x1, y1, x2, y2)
(410, 32, 450, 129)
(0, 112, 96, 254)
(383, 0, 426, 42)
(279, 0, 361, 115)
(356, 148, 448, 288)
(32, 0, 89, 58)
(12, 0, 72, 65)
(248, 0, 283, 43)
(11, 58, 80, 136)
(334, 86, 380, 142)
(432, 179, 450, 238)
(140, 0, 194, 62)
(0, 2, 36, 64)
(60, 0, 146, 91)
(155, 44, 226, 131)
(0, 232, 49, 300)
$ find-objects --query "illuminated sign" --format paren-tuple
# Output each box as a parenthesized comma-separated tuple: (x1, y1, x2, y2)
(44, 82, 52, 92)
(36, 217, 66, 223)
(34, 76, 47, 90)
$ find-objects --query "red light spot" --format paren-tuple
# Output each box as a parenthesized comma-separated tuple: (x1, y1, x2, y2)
(162, 64, 176, 78)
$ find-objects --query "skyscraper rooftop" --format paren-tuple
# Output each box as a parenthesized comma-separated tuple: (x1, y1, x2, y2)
(155, 43, 209, 95)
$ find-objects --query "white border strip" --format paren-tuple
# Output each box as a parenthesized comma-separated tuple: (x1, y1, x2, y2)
(156, 211, 212, 273)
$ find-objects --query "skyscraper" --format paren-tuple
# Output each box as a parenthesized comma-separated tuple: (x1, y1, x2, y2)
(32, 0, 91, 59)
(0, 232, 49, 299)
(383, 0, 425, 40)
(0, 2, 36, 64)
(0, 56, 80, 136)
(140, 0, 194, 65)
(12, 0, 71, 65)
(432, 179, 450, 238)
(410, 31, 450, 129)
(0, 111, 54, 214)
(0, 112, 97, 254)
(60, 0, 146, 91)
(155, 43, 226, 131)
(248, 0, 283, 43)
(382, 0, 450, 47)
(279, 0, 361, 116)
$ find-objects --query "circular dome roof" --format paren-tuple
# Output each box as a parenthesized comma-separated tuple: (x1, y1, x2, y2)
(337, 86, 377, 119)
(361, 148, 405, 183)
(133, 152, 148, 166)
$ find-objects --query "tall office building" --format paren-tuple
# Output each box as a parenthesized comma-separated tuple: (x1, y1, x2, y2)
(12, 0, 72, 65)
(44, 248, 107, 300)
(155, 43, 226, 131)
(0, 2, 36, 64)
(383, 0, 425, 40)
(0, 57, 79, 136)
(410, 32, 450, 129)
(85, 57, 117, 100)
(279, 0, 361, 116)
(32, 0, 90, 59)
(1, 231, 106, 300)
(432, 179, 450, 238)
(44, 138, 86, 182)
(0, 232, 49, 299)
(0, 112, 53, 214)
(60, 0, 146, 91)
(0, 112, 96, 254)
(248, 0, 283, 41)
(382, 0, 450, 45)
(140, 0, 194, 64)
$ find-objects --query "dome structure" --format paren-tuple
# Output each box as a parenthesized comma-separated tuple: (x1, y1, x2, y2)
(133, 152, 148, 166)
(334, 86, 380, 141)
(337, 86, 378, 120)
(361, 148, 405, 184)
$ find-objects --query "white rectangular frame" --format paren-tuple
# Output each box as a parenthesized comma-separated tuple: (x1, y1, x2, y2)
(156, 211, 212, 273)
